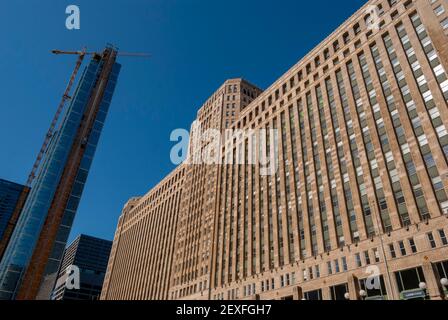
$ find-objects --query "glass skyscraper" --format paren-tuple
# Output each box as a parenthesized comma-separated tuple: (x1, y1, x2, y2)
(0, 179, 28, 243)
(0, 46, 121, 300)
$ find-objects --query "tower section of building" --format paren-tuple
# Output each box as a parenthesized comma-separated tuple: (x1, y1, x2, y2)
(169, 79, 262, 300)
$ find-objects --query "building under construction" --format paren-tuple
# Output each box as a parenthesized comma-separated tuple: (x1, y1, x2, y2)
(0, 46, 121, 300)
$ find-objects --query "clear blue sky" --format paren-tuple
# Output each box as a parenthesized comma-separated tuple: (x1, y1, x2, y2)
(0, 0, 366, 244)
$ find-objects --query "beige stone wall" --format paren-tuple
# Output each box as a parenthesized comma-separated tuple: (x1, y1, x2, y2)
(101, 167, 185, 300)
(103, 0, 448, 300)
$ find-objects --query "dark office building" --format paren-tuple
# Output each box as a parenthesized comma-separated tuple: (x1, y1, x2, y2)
(51, 234, 112, 300)
(0, 179, 29, 245)
(0, 46, 121, 300)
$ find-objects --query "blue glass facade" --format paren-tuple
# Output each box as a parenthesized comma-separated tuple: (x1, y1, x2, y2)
(0, 49, 120, 300)
(0, 179, 27, 242)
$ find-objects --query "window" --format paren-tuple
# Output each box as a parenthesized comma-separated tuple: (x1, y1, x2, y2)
(395, 267, 426, 293)
(330, 283, 349, 300)
(355, 253, 362, 267)
(427, 232, 437, 248)
(306, 64, 312, 75)
(333, 40, 340, 52)
(341, 257, 348, 271)
(408, 238, 417, 253)
(439, 229, 448, 246)
(327, 261, 333, 275)
(388, 0, 397, 8)
(441, 18, 448, 30)
(399, 241, 407, 256)
(389, 244, 396, 258)
(364, 251, 371, 265)
(334, 260, 340, 273)
(434, 5, 445, 16)
(373, 248, 380, 263)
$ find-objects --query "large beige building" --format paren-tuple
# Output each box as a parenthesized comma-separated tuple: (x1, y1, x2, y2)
(102, 0, 448, 300)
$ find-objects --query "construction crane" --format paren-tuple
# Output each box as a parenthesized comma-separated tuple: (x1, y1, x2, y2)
(25, 47, 150, 186)
(52, 49, 151, 58)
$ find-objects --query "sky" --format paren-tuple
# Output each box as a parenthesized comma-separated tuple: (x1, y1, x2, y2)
(0, 0, 366, 244)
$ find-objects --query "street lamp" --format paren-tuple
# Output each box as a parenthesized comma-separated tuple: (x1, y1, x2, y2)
(419, 282, 427, 290)
(441, 278, 448, 287)
(359, 290, 367, 300)
(441, 278, 448, 299)
(344, 292, 350, 300)
(419, 282, 428, 300)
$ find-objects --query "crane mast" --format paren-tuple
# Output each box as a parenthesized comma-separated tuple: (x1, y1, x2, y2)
(26, 48, 87, 186)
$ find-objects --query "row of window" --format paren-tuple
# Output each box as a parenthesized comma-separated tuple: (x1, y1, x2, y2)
(214, 254, 448, 300)
(388, 229, 448, 259)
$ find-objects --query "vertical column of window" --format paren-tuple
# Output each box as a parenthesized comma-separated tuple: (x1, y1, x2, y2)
(298, 99, 312, 257)
(383, 34, 428, 219)
(395, 21, 448, 211)
(324, 79, 345, 246)
(232, 150, 242, 280)
(344, 62, 378, 237)
(411, 13, 448, 104)
(258, 129, 267, 272)
(315, 86, 333, 251)
(273, 119, 285, 266)
(235, 148, 242, 280)
(306, 92, 329, 252)
(281, 112, 295, 263)
(304, 94, 319, 255)
(250, 139, 257, 274)
(358, 52, 397, 232)
(334, 71, 360, 241)
(381, 33, 438, 220)
(243, 141, 249, 277)
(259, 162, 266, 272)
(266, 127, 275, 269)
(226, 152, 236, 283)
(184, 179, 191, 282)
(353, 60, 397, 235)
(288, 105, 305, 259)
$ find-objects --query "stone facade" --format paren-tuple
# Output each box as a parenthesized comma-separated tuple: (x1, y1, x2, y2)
(102, 0, 448, 300)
